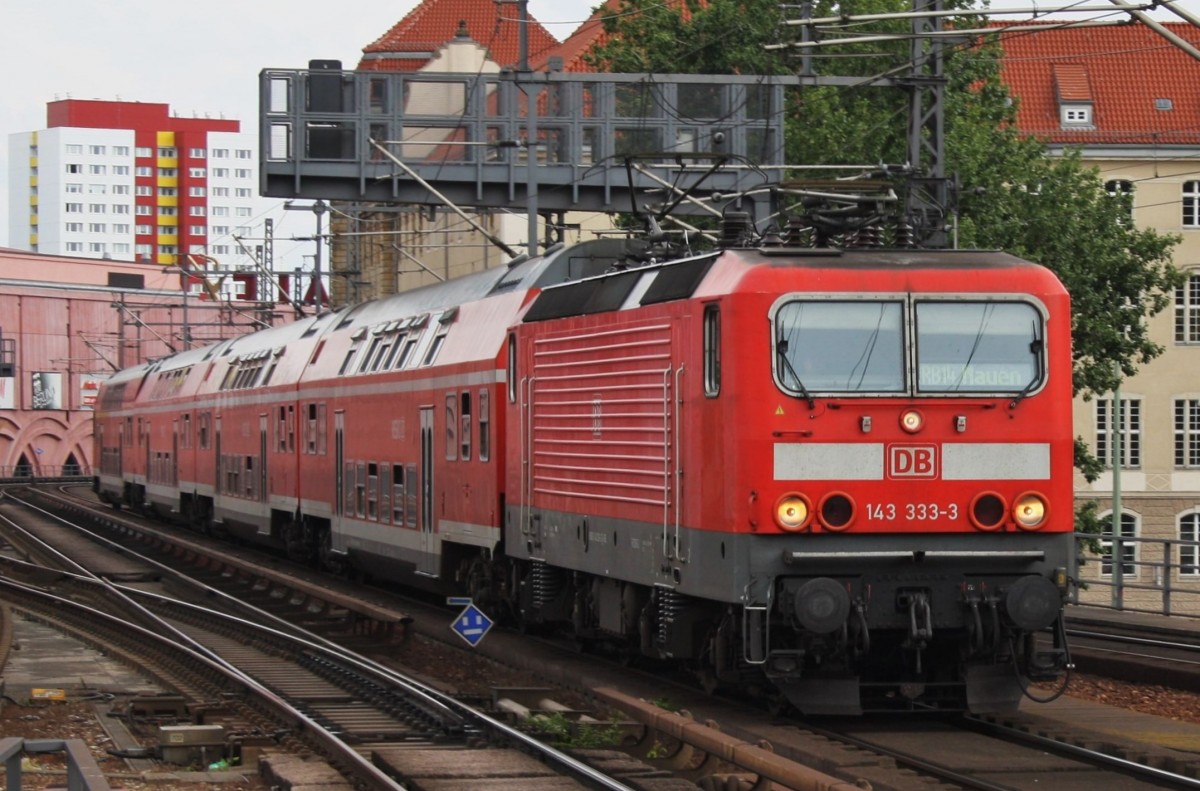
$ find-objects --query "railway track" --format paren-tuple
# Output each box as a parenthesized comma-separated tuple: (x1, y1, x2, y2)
(6, 483, 1200, 791)
(0, 488, 643, 790)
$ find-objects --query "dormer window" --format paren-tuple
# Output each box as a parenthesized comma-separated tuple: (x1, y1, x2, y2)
(1061, 104, 1093, 128)
(1052, 63, 1094, 130)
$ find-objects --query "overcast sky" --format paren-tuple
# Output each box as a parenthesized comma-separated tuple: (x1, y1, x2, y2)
(2, 0, 1198, 254)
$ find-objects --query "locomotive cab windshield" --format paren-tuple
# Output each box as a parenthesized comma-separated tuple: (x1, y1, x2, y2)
(772, 296, 1045, 398)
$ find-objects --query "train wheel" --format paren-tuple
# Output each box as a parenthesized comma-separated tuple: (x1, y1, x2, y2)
(283, 520, 312, 564)
(317, 528, 347, 576)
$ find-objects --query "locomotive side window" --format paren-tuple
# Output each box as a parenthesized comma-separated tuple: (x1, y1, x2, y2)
(703, 303, 720, 397)
(915, 301, 1042, 394)
(507, 334, 517, 403)
(479, 389, 490, 462)
(774, 300, 905, 394)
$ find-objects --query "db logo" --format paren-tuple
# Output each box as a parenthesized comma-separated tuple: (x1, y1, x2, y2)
(888, 444, 938, 479)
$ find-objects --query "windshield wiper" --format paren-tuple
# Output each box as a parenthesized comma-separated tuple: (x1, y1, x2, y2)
(1009, 320, 1044, 409)
(777, 339, 815, 410)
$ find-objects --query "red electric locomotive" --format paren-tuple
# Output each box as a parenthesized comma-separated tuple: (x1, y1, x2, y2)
(96, 233, 1073, 714)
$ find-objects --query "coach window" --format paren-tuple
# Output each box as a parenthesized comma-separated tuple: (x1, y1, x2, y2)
(181, 413, 191, 449)
(277, 406, 288, 452)
(703, 303, 720, 396)
(445, 392, 458, 460)
(915, 301, 1042, 394)
(774, 300, 904, 394)
(507, 333, 517, 402)
(199, 412, 211, 449)
(355, 462, 367, 516)
(479, 389, 490, 462)
(405, 463, 418, 526)
(366, 463, 379, 519)
(392, 465, 406, 524)
(461, 391, 472, 461)
(306, 403, 317, 453)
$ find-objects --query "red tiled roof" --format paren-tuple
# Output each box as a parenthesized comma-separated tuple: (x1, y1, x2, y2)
(538, 0, 622, 72)
(357, 0, 561, 72)
(1051, 63, 1092, 102)
(991, 20, 1200, 145)
(541, 0, 702, 72)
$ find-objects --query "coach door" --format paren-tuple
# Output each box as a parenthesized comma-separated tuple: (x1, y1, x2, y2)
(416, 406, 437, 577)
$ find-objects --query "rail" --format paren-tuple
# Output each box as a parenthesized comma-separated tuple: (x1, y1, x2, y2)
(1073, 531, 1200, 618)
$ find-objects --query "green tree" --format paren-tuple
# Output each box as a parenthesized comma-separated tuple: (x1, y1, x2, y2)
(587, 0, 1183, 478)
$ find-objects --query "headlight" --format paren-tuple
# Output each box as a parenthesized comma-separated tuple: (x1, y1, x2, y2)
(774, 494, 811, 532)
(1013, 492, 1049, 530)
(970, 491, 1006, 531)
(900, 409, 924, 433)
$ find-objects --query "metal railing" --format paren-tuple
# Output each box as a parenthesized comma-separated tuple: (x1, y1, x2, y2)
(0, 464, 92, 481)
(1071, 531, 1200, 618)
(0, 737, 111, 790)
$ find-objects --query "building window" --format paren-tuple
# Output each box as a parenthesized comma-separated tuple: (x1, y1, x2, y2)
(1096, 396, 1141, 468)
(114, 145, 130, 156)
(160, 206, 177, 216)
(1175, 399, 1200, 467)
(135, 147, 152, 157)
(65, 222, 83, 232)
(112, 205, 130, 215)
(212, 168, 229, 178)
(65, 163, 82, 173)
(65, 144, 83, 154)
(112, 184, 129, 195)
(189, 186, 206, 197)
(212, 187, 229, 197)
(191, 225, 206, 235)
(135, 185, 152, 196)
(65, 202, 83, 213)
(159, 187, 177, 197)
(89, 164, 106, 175)
(235, 169, 252, 179)
(113, 243, 130, 254)
(235, 207, 251, 217)
(159, 167, 177, 178)
(1060, 104, 1092, 127)
(190, 206, 206, 216)
(211, 225, 229, 235)
(211, 206, 229, 217)
(88, 204, 106, 214)
(1180, 511, 1200, 576)
(89, 145, 106, 155)
(211, 148, 229, 158)
(136, 224, 152, 234)
(158, 147, 177, 158)
(136, 166, 152, 177)
(1185, 181, 1200, 228)
(113, 223, 130, 234)
(136, 243, 152, 257)
(1100, 510, 1138, 577)
(89, 184, 107, 194)
(65, 183, 83, 193)
(89, 223, 106, 233)
(235, 188, 252, 198)
(65, 242, 83, 252)
(113, 165, 130, 176)
(89, 242, 105, 253)
(236, 149, 252, 159)
(1176, 272, 1200, 343)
